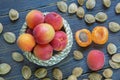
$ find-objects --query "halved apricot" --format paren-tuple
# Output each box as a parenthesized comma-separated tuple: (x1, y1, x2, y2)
(75, 29, 92, 47)
(92, 26, 108, 45)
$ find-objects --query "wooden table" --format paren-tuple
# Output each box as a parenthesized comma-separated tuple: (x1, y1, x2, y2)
(0, 0, 120, 80)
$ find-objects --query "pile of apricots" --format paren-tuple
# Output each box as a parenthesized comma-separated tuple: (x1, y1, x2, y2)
(75, 26, 109, 47)
(17, 10, 68, 61)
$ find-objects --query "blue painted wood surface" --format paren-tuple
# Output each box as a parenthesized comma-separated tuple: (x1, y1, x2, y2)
(0, 0, 120, 80)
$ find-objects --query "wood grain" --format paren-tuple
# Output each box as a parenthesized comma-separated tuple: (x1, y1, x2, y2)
(0, 0, 120, 80)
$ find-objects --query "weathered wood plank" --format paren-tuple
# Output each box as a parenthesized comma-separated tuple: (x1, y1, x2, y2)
(1, 0, 120, 80)
(0, 0, 74, 16)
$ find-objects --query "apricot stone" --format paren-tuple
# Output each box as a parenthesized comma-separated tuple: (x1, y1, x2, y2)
(17, 33, 35, 52)
(26, 10, 44, 29)
(45, 12, 63, 31)
(33, 23, 55, 44)
(50, 31, 67, 51)
(34, 44, 53, 60)
(87, 50, 105, 71)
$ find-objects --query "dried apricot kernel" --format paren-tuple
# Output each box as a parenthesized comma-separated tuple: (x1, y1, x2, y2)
(57, 1, 68, 13)
(85, 14, 95, 24)
(115, 3, 120, 13)
(73, 50, 83, 60)
(76, 7, 85, 18)
(35, 68, 47, 79)
(112, 54, 120, 63)
(107, 43, 117, 55)
(88, 73, 102, 80)
(0, 63, 11, 75)
(103, 68, 113, 78)
(3, 32, 16, 44)
(67, 75, 77, 80)
(78, 0, 85, 6)
(109, 22, 120, 32)
(12, 52, 24, 62)
(95, 12, 108, 22)
(53, 68, 63, 80)
(0, 23, 3, 34)
(86, 0, 96, 9)
(72, 67, 83, 77)
(103, 0, 111, 8)
(22, 66, 31, 79)
(68, 3, 77, 13)
(9, 9, 19, 21)
(109, 60, 120, 69)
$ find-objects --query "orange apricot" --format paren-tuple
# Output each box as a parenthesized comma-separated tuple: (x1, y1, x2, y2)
(26, 10, 44, 29)
(75, 29, 92, 47)
(17, 33, 36, 52)
(92, 26, 108, 45)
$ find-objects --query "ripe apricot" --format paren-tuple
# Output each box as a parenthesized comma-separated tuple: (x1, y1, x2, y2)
(33, 23, 55, 44)
(50, 31, 68, 51)
(87, 50, 105, 71)
(45, 12, 63, 31)
(17, 33, 36, 52)
(92, 26, 108, 45)
(26, 10, 44, 29)
(34, 44, 53, 60)
(75, 29, 92, 47)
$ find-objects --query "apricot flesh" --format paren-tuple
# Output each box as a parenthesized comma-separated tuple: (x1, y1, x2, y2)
(87, 50, 105, 71)
(33, 23, 55, 44)
(92, 26, 108, 45)
(26, 10, 44, 29)
(17, 33, 35, 52)
(34, 44, 53, 60)
(50, 31, 67, 51)
(75, 29, 92, 47)
(45, 12, 63, 31)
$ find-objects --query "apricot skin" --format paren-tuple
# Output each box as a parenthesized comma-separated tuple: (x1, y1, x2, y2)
(33, 23, 55, 44)
(34, 44, 53, 60)
(45, 12, 63, 31)
(26, 10, 44, 29)
(17, 33, 36, 52)
(50, 31, 67, 51)
(87, 50, 105, 71)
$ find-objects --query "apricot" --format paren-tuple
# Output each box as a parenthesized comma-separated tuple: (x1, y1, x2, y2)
(17, 33, 35, 52)
(50, 31, 67, 51)
(26, 28, 33, 35)
(33, 23, 55, 44)
(26, 10, 44, 29)
(75, 29, 92, 47)
(87, 50, 105, 71)
(92, 26, 108, 45)
(34, 44, 53, 60)
(45, 12, 63, 31)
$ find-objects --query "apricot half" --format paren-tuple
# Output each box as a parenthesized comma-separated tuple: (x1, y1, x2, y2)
(87, 50, 105, 71)
(75, 29, 92, 47)
(92, 26, 108, 45)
